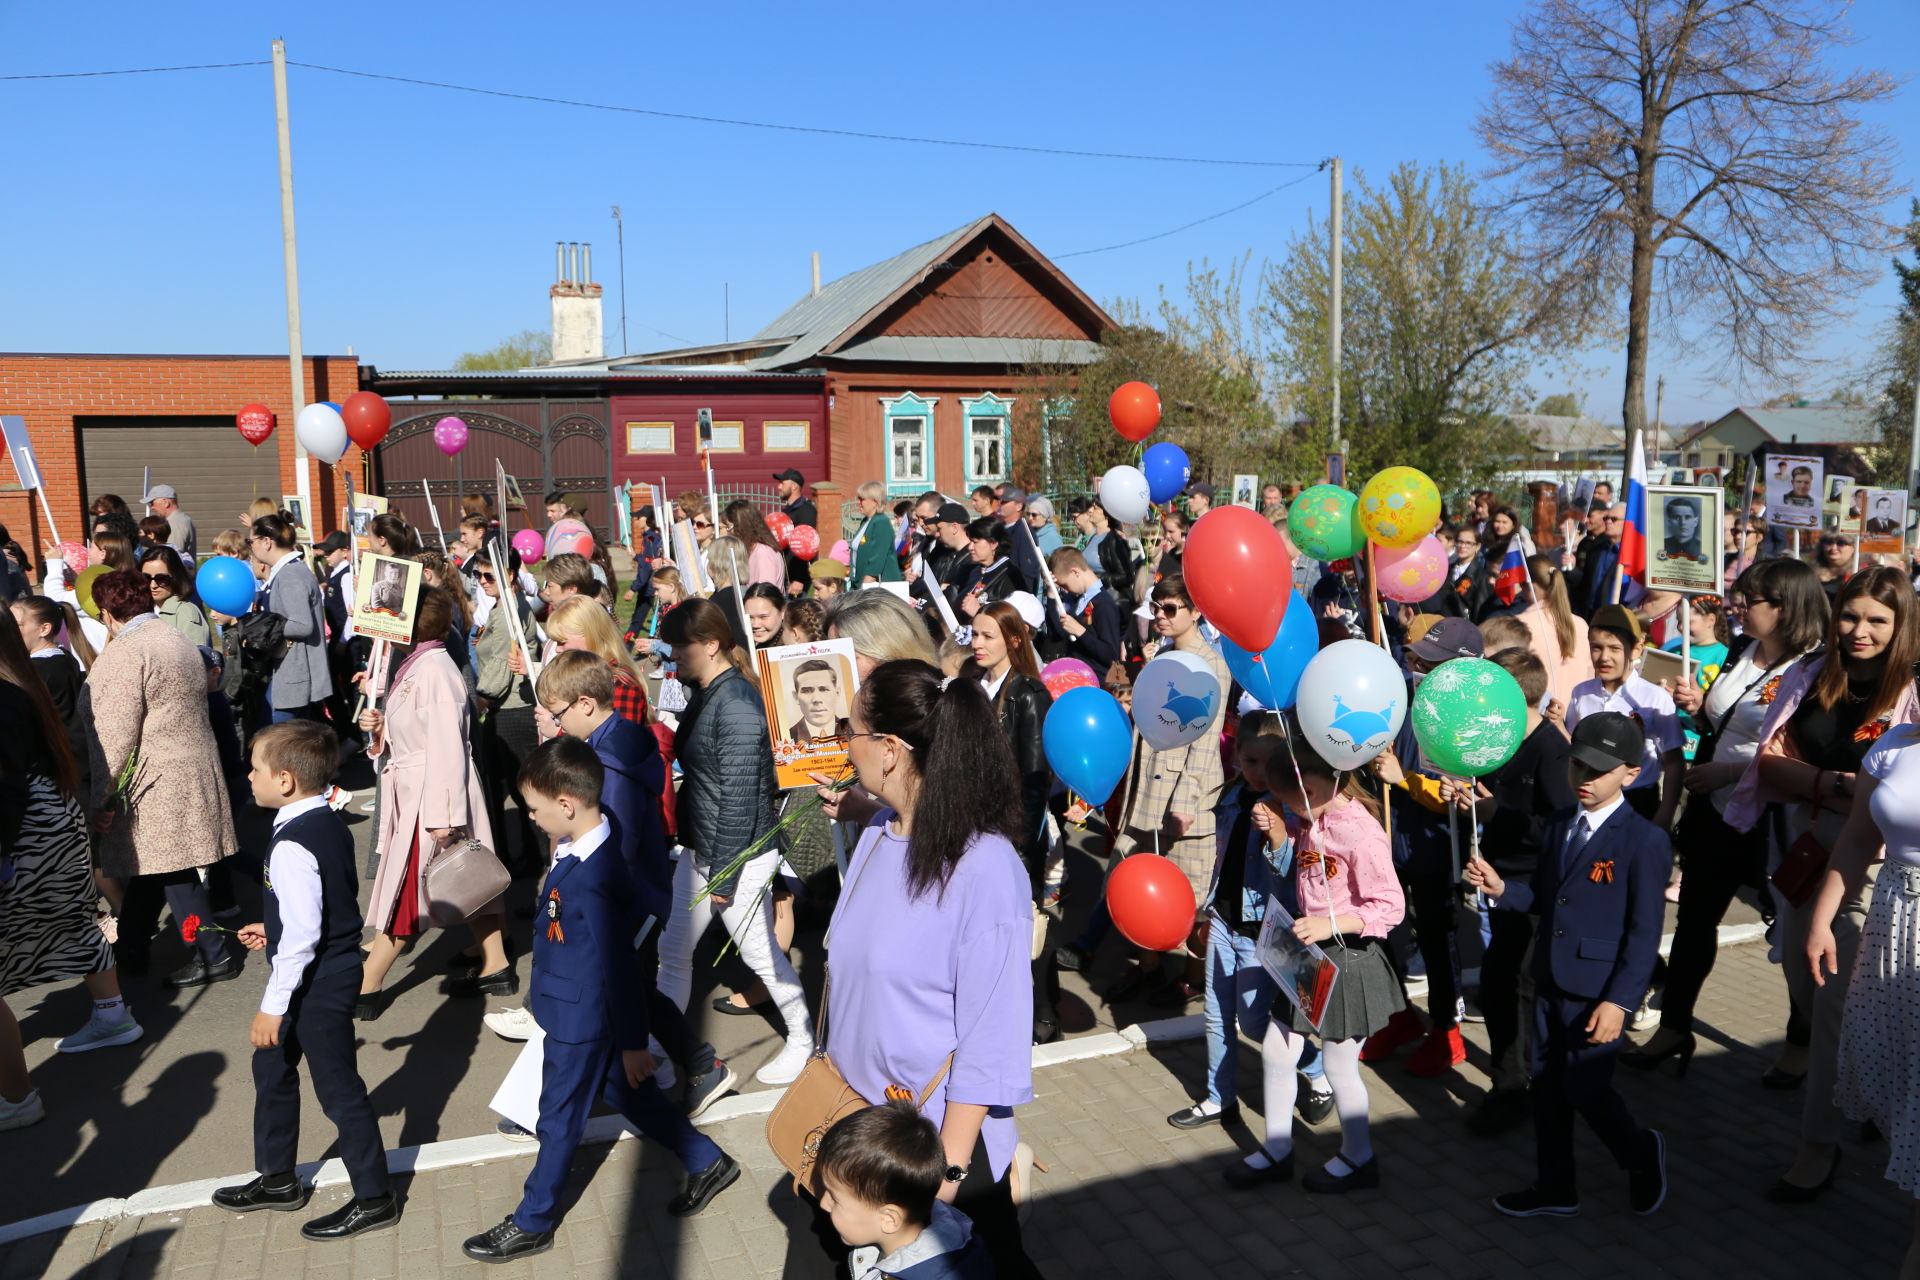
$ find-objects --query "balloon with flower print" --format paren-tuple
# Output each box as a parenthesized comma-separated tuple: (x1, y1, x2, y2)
(433, 416, 469, 457)
(1375, 535, 1449, 604)
(1288, 485, 1366, 562)
(1410, 657, 1528, 778)
(1359, 466, 1441, 548)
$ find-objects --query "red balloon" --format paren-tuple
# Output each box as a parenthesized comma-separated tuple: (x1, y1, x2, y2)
(341, 391, 392, 450)
(1109, 381, 1161, 442)
(766, 510, 795, 548)
(236, 403, 274, 446)
(787, 524, 820, 561)
(1185, 505, 1292, 651)
(1108, 854, 1197, 951)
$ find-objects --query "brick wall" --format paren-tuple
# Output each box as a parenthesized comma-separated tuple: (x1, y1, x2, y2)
(0, 353, 364, 553)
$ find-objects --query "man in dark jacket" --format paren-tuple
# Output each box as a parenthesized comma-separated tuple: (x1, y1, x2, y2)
(913, 501, 975, 618)
(994, 485, 1043, 597)
(774, 469, 816, 595)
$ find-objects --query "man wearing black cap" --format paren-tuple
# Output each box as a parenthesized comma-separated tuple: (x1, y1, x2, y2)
(911, 501, 974, 615)
(772, 469, 815, 593)
(1185, 481, 1215, 520)
(1467, 710, 1671, 1219)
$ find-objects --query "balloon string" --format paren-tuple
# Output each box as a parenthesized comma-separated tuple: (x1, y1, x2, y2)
(1280, 732, 1344, 949)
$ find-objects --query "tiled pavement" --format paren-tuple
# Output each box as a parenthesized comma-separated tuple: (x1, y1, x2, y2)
(6, 940, 1909, 1279)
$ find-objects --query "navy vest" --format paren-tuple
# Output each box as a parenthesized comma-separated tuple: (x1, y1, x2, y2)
(266, 806, 366, 983)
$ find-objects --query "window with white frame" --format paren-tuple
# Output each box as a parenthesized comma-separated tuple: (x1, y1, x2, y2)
(961, 393, 1015, 488)
(881, 393, 938, 492)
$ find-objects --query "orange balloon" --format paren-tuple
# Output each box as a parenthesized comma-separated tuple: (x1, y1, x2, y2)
(1109, 381, 1161, 442)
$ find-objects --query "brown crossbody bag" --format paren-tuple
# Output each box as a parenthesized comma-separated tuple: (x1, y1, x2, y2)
(765, 823, 952, 1197)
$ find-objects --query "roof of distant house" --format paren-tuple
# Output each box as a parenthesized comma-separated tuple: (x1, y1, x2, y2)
(1678, 405, 1878, 448)
(1509, 413, 1624, 455)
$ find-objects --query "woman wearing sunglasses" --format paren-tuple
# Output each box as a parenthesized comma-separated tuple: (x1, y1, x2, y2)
(136, 546, 210, 649)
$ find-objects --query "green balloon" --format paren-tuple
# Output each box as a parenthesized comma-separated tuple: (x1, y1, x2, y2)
(1288, 484, 1365, 561)
(1411, 657, 1528, 777)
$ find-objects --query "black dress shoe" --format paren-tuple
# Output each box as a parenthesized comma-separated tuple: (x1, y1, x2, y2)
(1222, 1151, 1293, 1189)
(1032, 1016, 1062, 1045)
(463, 1215, 554, 1263)
(301, 1194, 399, 1241)
(354, 992, 385, 1022)
(1168, 1102, 1239, 1130)
(710, 995, 771, 1017)
(1296, 1086, 1336, 1126)
(668, 1152, 740, 1217)
(1629, 1130, 1667, 1214)
(1466, 1087, 1531, 1138)
(1760, 1066, 1807, 1090)
(166, 954, 242, 990)
(212, 1175, 310, 1213)
(1766, 1149, 1840, 1204)
(1302, 1155, 1380, 1194)
(445, 967, 519, 998)
(1621, 1032, 1697, 1078)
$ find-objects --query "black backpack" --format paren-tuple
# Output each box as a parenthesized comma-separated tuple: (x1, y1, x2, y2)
(222, 610, 287, 701)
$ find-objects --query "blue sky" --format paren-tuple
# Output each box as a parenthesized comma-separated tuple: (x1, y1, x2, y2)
(3, 1, 1916, 426)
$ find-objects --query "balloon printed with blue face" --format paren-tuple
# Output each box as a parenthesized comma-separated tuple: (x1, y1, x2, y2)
(1132, 650, 1222, 751)
(1294, 639, 1407, 770)
(1141, 442, 1192, 505)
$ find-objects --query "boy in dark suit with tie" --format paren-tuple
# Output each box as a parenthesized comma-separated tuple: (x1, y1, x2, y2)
(1466, 711, 1670, 1218)
(462, 738, 740, 1263)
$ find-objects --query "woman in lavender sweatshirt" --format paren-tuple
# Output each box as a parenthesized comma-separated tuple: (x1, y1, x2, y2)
(823, 660, 1041, 1276)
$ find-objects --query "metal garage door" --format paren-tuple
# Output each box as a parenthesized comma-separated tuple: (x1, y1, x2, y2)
(79, 416, 284, 542)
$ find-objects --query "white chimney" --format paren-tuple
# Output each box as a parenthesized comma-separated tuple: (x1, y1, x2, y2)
(549, 239, 604, 362)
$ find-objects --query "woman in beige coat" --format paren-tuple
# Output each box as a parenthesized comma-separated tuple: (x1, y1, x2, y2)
(355, 586, 509, 1020)
(84, 570, 239, 988)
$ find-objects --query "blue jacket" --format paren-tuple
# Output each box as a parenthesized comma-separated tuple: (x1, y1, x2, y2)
(1493, 802, 1669, 1008)
(585, 713, 672, 923)
(529, 832, 652, 1049)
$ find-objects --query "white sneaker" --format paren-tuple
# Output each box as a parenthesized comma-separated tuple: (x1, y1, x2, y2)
(0, 1089, 44, 1131)
(358, 798, 377, 814)
(754, 1039, 815, 1086)
(483, 1006, 536, 1041)
(325, 785, 354, 812)
(57, 1014, 144, 1054)
(1629, 988, 1662, 1031)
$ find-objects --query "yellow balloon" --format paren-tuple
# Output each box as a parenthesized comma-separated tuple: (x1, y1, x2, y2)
(74, 565, 109, 621)
(1359, 467, 1441, 548)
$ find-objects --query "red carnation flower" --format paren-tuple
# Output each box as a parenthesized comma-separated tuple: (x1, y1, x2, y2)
(181, 914, 201, 944)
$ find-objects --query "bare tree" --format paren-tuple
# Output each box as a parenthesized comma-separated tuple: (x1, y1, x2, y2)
(1477, 0, 1901, 442)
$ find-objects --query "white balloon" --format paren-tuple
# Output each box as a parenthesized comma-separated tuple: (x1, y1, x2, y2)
(1294, 639, 1406, 770)
(1099, 464, 1153, 525)
(294, 403, 349, 465)
(1131, 650, 1223, 751)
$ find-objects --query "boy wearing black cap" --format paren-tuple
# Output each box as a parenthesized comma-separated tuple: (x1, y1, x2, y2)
(1466, 710, 1671, 1218)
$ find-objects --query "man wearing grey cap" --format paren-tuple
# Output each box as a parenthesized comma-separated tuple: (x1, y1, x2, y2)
(994, 485, 1041, 596)
(145, 483, 196, 560)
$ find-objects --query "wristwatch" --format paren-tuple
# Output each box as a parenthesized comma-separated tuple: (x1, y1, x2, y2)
(942, 1164, 968, 1185)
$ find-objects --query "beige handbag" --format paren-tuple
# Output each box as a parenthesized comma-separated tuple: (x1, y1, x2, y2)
(422, 833, 510, 926)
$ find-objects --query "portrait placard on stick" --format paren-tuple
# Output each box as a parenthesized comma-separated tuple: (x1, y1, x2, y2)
(351, 551, 424, 645)
(755, 637, 860, 790)
(1256, 899, 1341, 1033)
(1763, 453, 1823, 530)
(1858, 488, 1909, 556)
(1644, 485, 1722, 594)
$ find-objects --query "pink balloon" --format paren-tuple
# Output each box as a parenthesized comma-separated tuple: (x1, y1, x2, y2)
(512, 529, 546, 563)
(766, 511, 794, 547)
(1040, 658, 1099, 699)
(1376, 535, 1450, 604)
(433, 415, 469, 457)
(549, 518, 594, 558)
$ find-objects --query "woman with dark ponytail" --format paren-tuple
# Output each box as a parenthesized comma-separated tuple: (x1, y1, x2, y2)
(819, 659, 1042, 1275)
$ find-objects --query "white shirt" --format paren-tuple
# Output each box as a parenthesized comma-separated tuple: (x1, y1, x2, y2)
(1700, 649, 1792, 813)
(1865, 726, 1920, 870)
(328, 560, 357, 642)
(979, 668, 1009, 702)
(1566, 672, 1684, 790)
(552, 816, 611, 869)
(1569, 793, 1627, 847)
(261, 795, 330, 1017)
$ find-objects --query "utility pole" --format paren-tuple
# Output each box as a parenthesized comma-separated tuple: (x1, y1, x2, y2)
(1328, 157, 1343, 463)
(272, 40, 312, 521)
(1654, 374, 1666, 471)
(611, 204, 629, 356)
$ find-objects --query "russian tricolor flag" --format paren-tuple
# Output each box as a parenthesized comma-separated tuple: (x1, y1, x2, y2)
(1492, 542, 1528, 606)
(1617, 443, 1648, 581)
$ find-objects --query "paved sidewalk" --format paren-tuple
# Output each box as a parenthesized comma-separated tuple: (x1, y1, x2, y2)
(7, 940, 1909, 1279)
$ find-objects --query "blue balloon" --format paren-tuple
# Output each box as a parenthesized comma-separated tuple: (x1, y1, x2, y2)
(319, 400, 343, 415)
(1220, 590, 1317, 710)
(1043, 686, 1133, 804)
(1141, 442, 1192, 505)
(195, 554, 259, 618)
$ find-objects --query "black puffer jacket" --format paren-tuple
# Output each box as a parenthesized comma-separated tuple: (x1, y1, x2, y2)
(674, 665, 779, 896)
(991, 671, 1054, 878)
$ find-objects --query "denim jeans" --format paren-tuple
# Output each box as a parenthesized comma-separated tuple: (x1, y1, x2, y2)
(1204, 914, 1321, 1107)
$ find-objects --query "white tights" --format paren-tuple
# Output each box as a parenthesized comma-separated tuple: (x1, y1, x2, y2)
(1253, 1021, 1374, 1170)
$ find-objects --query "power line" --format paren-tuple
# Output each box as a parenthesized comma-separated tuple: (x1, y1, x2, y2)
(1055, 166, 1326, 259)
(2, 58, 1322, 169)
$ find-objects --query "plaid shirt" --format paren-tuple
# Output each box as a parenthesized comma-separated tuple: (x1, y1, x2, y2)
(611, 665, 649, 725)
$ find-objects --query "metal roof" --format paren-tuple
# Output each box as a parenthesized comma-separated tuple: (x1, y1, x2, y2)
(1686, 405, 1878, 447)
(1509, 413, 1624, 455)
(747, 218, 987, 369)
(829, 336, 1106, 365)
(369, 363, 813, 383)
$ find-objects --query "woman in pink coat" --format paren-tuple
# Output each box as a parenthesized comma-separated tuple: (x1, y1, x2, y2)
(354, 586, 508, 1020)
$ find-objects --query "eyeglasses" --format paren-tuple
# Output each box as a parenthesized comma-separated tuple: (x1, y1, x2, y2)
(1741, 596, 1780, 609)
(143, 572, 172, 586)
(693, 519, 712, 529)
(474, 570, 497, 582)
(1154, 603, 1187, 617)
(1603, 516, 1621, 524)
(848, 731, 911, 751)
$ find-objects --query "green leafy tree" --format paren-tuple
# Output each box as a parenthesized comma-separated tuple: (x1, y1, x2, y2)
(453, 329, 552, 370)
(1534, 393, 1583, 417)
(1865, 200, 1920, 483)
(1263, 161, 1582, 497)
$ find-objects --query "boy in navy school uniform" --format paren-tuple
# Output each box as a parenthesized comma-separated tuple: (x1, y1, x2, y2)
(1044, 547, 1122, 671)
(1466, 711, 1670, 1218)
(214, 721, 397, 1240)
(818, 1101, 995, 1280)
(533, 651, 736, 1117)
(462, 737, 739, 1264)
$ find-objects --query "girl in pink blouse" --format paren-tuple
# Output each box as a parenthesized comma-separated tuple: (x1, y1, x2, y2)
(1232, 738, 1406, 1195)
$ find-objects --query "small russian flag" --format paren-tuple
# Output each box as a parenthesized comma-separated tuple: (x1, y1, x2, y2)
(1492, 542, 1528, 607)
(1618, 444, 1649, 581)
